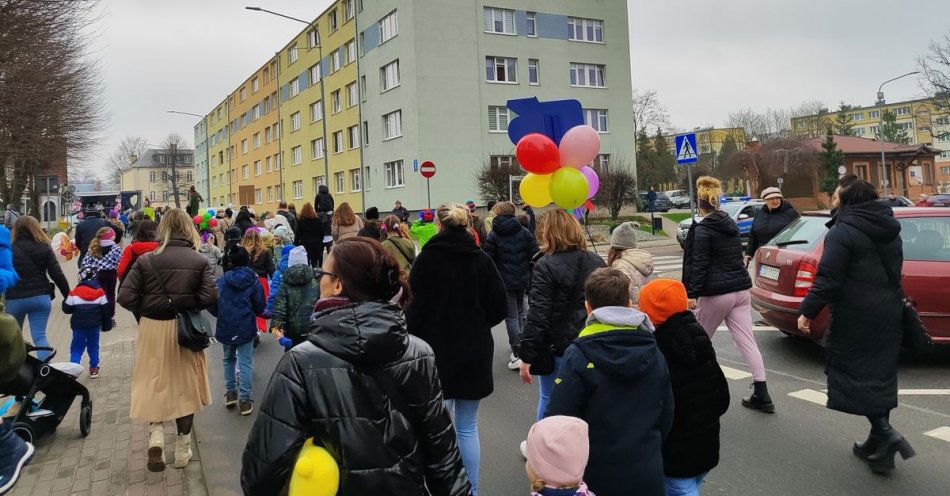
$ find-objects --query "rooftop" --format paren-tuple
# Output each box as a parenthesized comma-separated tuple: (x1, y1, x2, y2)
(802, 135, 937, 155)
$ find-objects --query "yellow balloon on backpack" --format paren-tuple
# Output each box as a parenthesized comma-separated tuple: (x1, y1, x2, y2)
(289, 439, 339, 496)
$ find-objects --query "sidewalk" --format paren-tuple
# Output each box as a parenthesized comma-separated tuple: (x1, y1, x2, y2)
(7, 259, 204, 496)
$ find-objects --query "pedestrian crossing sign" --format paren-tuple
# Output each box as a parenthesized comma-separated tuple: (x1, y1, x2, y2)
(675, 133, 699, 165)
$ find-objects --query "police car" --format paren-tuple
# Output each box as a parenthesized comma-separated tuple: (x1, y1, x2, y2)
(676, 197, 765, 248)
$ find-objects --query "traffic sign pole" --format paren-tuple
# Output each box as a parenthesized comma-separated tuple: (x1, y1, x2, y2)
(426, 179, 431, 210)
(687, 166, 696, 220)
(420, 161, 436, 210)
(675, 133, 700, 221)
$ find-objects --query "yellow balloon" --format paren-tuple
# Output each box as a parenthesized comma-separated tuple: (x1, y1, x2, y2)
(550, 167, 589, 210)
(289, 439, 339, 496)
(519, 173, 553, 207)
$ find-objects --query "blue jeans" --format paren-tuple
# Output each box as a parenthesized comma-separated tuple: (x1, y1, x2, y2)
(6, 295, 52, 361)
(70, 326, 100, 367)
(222, 341, 255, 402)
(536, 355, 564, 421)
(665, 473, 707, 496)
(504, 290, 525, 357)
(445, 399, 480, 495)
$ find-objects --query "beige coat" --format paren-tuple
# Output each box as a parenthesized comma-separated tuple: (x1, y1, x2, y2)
(611, 249, 655, 304)
(331, 216, 363, 241)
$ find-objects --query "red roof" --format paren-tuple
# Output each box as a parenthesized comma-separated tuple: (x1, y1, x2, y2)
(803, 135, 935, 155)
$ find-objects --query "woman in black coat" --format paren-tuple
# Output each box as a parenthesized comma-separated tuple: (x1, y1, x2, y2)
(242, 237, 471, 495)
(234, 209, 256, 235)
(744, 187, 800, 264)
(293, 201, 326, 268)
(315, 184, 335, 252)
(406, 203, 507, 495)
(798, 175, 913, 474)
(481, 202, 539, 369)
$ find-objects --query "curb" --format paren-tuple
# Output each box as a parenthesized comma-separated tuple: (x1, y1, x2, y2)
(184, 432, 210, 496)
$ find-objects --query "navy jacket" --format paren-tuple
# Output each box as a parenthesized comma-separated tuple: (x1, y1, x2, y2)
(62, 280, 111, 331)
(75, 214, 109, 263)
(482, 215, 539, 292)
(210, 266, 265, 345)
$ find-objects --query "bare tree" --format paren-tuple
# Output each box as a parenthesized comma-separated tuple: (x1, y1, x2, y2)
(632, 89, 672, 136)
(919, 31, 950, 139)
(105, 136, 148, 189)
(161, 134, 190, 209)
(789, 100, 831, 139)
(594, 157, 638, 220)
(473, 159, 521, 202)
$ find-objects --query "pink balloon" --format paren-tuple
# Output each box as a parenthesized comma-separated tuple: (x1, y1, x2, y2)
(559, 125, 601, 168)
(580, 166, 600, 198)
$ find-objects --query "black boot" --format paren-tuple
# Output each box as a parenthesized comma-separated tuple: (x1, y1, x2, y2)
(741, 381, 775, 413)
(854, 415, 886, 460)
(865, 416, 915, 474)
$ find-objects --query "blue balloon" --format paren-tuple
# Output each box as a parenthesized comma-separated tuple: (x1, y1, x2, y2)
(506, 97, 584, 146)
(207, 208, 216, 217)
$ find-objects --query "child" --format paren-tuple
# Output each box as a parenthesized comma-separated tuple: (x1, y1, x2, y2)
(80, 227, 122, 329)
(409, 209, 437, 249)
(639, 279, 730, 496)
(270, 247, 318, 351)
(243, 229, 275, 333)
(545, 267, 672, 496)
(63, 267, 112, 378)
(208, 245, 265, 416)
(525, 416, 594, 496)
(607, 221, 654, 305)
(221, 226, 243, 272)
(198, 232, 222, 273)
(264, 244, 295, 318)
(117, 220, 158, 282)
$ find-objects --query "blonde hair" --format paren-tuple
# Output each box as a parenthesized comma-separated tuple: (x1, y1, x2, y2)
(11, 215, 49, 244)
(332, 202, 357, 227)
(537, 209, 587, 254)
(242, 228, 266, 260)
(696, 176, 723, 214)
(87, 227, 113, 258)
(436, 203, 470, 229)
(155, 208, 201, 254)
(492, 201, 516, 216)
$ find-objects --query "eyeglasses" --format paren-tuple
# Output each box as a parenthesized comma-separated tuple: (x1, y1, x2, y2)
(314, 268, 336, 278)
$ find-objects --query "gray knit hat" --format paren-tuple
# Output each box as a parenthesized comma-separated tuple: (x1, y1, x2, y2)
(610, 221, 640, 249)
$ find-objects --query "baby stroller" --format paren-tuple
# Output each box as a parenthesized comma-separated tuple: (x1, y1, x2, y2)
(0, 345, 92, 444)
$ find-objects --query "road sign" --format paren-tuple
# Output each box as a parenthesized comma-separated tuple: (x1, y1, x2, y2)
(413, 159, 419, 172)
(420, 161, 436, 178)
(675, 133, 699, 165)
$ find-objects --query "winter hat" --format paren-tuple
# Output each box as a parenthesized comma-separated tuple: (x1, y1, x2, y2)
(760, 187, 783, 201)
(526, 416, 589, 488)
(100, 229, 116, 241)
(225, 226, 242, 241)
(610, 221, 640, 249)
(696, 176, 722, 211)
(365, 207, 379, 220)
(638, 278, 689, 326)
(228, 245, 250, 268)
(420, 209, 434, 222)
(79, 266, 98, 281)
(289, 246, 309, 267)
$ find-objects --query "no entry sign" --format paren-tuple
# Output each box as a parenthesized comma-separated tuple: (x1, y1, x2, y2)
(420, 161, 436, 178)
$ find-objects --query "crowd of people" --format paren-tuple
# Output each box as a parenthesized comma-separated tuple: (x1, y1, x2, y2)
(0, 172, 919, 495)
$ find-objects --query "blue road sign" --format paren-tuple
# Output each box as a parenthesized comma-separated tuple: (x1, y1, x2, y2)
(675, 133, 699, 165)
(413, 159, 419, 172)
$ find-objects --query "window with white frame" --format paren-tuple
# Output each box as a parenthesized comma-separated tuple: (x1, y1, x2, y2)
(291, 111, 301, 131)
(255, 160, 262, 176)
(364, 165, 371, 190)
(346, 39, 356, 64)
(273, 122, 280, 139)
(239, 87, 246, 102)
(380, 60, 400, 92)
(360, 75, 367, 101)
(362, 121, 369, 146)
(290, 78, 300, 98)
(275, 153, 281, 170)
(488, 106, 511, 132)
(308, 29, 318, 48)
(383, 110, 402, 140)
(895, 107, 911, 116)
(252, 77, 259, 93)
(293, 180, 303, 199)
(242, 164, 249, 179)
(568, 17, 604, 43)
(329, 9, 338, 32)
(292, 146, 302, 165)
(312, 138, 324, 159)
(594, 154, 610, 170)
(255, 188, 262, 204)
(483, 7, 515, 34)
(241, 139, 248, 153)
(310, 63, 321, 83)
(266, 155, 273, 172)
(350, 168, 361, 192)
(486, 56, 517, 83)
(348, 125, 360, 149)
(333, 131, 344, 153)
(332, 90, 341, 113)
(385, 160, 404, 187)
(252, 104, 261, 120)
(942, 166, 950, 174)
(253, 132, 260, 148)
(379, 10, 398, 43)
(528, 59, 539, 85)
(310, 100, 323, 122)
(870, 111, 880, 119)
(897, 122, 914, 131)
(584, 109, 608, 132)
(347, 82, 358, 107)
(570, 63, 605, 87)
(267, 186, 273, 202)
(854, 127, 866, 136)
(871, 125, 881, 136)
(335, 171, 345, 193)
(344, 0, 354, 20)
(331, 49, 341, 72)
(265, 126, 272, 143)
(288, 43, 298, 64)
(851, 113, 865, 121)
(149, 171, 156, 182)
(313, 176, 325, 192)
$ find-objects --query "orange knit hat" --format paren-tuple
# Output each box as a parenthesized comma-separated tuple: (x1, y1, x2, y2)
(638, 279, 688, 326)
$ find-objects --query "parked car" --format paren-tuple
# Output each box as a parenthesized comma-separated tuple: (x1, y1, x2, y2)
(666, 190, 691, 208)
(750, 208, 950, 345)
(928, 194, 950, 207)
(879, 196, 913, 207)
(676, 198, 764, 247)
(639, 191, 672, 212)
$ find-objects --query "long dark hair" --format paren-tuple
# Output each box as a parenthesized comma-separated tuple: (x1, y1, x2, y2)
(329, 237, 410, 306)
(134, 220, 158, 242)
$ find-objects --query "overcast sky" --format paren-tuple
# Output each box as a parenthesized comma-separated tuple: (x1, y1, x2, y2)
(85, 0, 950, 174)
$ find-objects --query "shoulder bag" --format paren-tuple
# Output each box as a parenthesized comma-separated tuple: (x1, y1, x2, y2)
(141, 254, 212, 352)
(873, 241, 933, 353)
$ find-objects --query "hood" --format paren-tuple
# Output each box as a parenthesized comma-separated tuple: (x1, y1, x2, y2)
(616, 249, 654, 277)
(277, 253, 290, 273)
(575, 306, 658, 380)
(423, 226, 481, 255)
(309, 301, 409, 366)
(837, 201, 901, 243)
(221, 266, 259, 291)
(491, 215, 523, 236)
(318, 185, 329, 195)
(698, 210, 738, 235)
(282, 264, 315, 286)
(225, 226, 242, 240)
(75, 280, 103, 295)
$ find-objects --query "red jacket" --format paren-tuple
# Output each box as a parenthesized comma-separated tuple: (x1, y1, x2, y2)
(117, 241, 159, 281)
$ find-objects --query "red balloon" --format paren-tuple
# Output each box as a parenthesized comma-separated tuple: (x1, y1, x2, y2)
(193, 215, 202, 225)
(208, 218, 218, 228)
(516, 133, 561, 175)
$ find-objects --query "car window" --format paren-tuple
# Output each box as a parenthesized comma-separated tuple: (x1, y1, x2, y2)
(766, 216, 829, 252)
(721, 204, 742, 216)
(739, 206, 755, 219)
(899, 217, 950, 262)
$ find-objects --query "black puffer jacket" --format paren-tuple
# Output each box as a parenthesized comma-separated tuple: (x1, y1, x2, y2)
(654, 311, 730, 478)
(241, 301, 471, 496)
(520, 249, 605, 362)
(7, 238, 70, 300)
(745, 201, 800, 256)
(75, 214, 109, 262)
(800, 201, 903, 416)
(682, 211, 751, 298)
(482, 215, 539, 292)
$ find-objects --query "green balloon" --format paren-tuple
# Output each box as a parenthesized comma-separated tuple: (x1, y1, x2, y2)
(549, 167, 589, 210)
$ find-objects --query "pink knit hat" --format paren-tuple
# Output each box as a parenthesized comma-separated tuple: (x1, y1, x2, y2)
(526, 416, 589, 487)
(99, 229, 115, 241)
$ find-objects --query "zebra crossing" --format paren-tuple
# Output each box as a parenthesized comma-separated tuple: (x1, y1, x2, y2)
(597, 253, 684, 276)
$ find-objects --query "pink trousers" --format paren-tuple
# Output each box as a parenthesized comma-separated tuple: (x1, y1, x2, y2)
(695, 290, 767, 381)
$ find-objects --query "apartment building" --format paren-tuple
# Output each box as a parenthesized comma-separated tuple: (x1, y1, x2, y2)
(229, 58, 283, 210)
(120, 148, 196, 208)
(207, 99, 231, 207)
(193, 120, 208, 208)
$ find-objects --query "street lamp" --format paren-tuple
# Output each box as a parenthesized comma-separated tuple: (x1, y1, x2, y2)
(167, 110, 210, 208)
(875, 71, 920, 191)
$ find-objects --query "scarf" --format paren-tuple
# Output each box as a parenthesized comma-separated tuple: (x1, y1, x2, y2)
(99, 239, 116, 248)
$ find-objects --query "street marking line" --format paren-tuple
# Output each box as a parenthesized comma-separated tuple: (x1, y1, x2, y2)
(789, 389, 828, 406)
(898, 389, 950, 395)
(924, 427, 950, 442)
(716, 326, 779, 332)
(720, 366, 752, 380)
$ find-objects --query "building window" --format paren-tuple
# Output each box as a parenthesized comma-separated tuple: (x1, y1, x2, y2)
(347, 82, 358, 107)
(335, 171, 345, 193)
(332, 90, 341, 113)
(345, 39, 357, 64)
(855, 165, 869, 180)
(275, 153, 281, 170)
(251, 77, 259, 93)
(310, 63, 321, 83)
(870, 125, 880, 136)
(348, 125, 360, 149)
(380, 59, 400, 92)
(267, 186, 273, 202)
(239, 87, 246, 102)
(149, 171, 156, 182)
(594, 154, 610, 170)
(851, 113, 864, 121)
(288, 43, 298, 64)
(895, 107, 911, 116)
(331, 49, 341, 72)
(266, 156, 273, 172)
(350, 168, 361, 192)
(253, 132, 261, 148)
(311, 138, 325, 159)
(333, 131, 344, 153)
(488, 106, 511, 132)
(568, 17, 604, 43)
(360, 75, 367, 101)
(570, 63, 606, 87)
(385, 160, 404, 188)
(486, 56, 517, 83)
(490, 155, 519, 169)
(525, 12, 537, 37)
(291, 111, 301, 131)
(329, 9, 338, 32)
(290, 78, 300, 98)
(310, 100, 323, 122)
(313, 176, 325, 192)
(242, 164, 249, 179)
(483, 7, 515, 34)
(308, 28, 318, 48)
(255, 188, 262, 204)
(241, 139, 248, 153)
(364, 165, 371, 190)
(292, 146, 302, 165)
(362, 121, 369, 146)
(383, 110, 403, 140)
(344, 0, 355, 21)
(379, 10, 398, 43)
(869, 111, 880, 119)
(293, 180, 303, 200)
(584, 109, 609, 132)
(265, 126, 272, 143)
(941, 166, 950, 174)
(854, 127, 865, 136)
(255, 160, 262, 176)
(273, 122, 280, 139)
(528, 59, 539, 85)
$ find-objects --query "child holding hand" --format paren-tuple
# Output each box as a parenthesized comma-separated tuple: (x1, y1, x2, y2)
(63, 267, 112, 378)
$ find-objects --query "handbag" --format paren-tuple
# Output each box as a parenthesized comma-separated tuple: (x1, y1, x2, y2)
(874, 241, 934, 353)
(141, 254, 211, 352)
(528, 251, 589, 376)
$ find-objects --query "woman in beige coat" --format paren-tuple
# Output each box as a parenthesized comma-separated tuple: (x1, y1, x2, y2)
(607, 221, 655, 305)
(211, 208, 233, 249)
(330, 202, 363, 241)
(117, 208, 217, 473)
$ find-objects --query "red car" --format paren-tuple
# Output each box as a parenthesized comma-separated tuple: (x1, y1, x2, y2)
(750, 208, 950, 345)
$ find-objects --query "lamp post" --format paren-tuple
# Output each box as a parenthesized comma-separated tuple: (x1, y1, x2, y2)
(167, 110, 210, 208)
(875, 71, 920, 192)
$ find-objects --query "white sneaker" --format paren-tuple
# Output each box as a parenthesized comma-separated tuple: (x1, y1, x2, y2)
(507, 357, 523, 370)
(519, 440, 528, 459)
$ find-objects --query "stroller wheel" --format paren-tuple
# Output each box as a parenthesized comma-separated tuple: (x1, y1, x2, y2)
(12, 422, 36, 444)
(79, 403, 92, 437)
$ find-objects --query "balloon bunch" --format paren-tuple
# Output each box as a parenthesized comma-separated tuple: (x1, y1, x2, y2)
(51, 232, 79, 262)
(516, 125, 600, 213)
(192, 208, 219, 231)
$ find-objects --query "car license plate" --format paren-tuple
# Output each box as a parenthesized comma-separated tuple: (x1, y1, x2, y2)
(758, 264, 780, 280)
